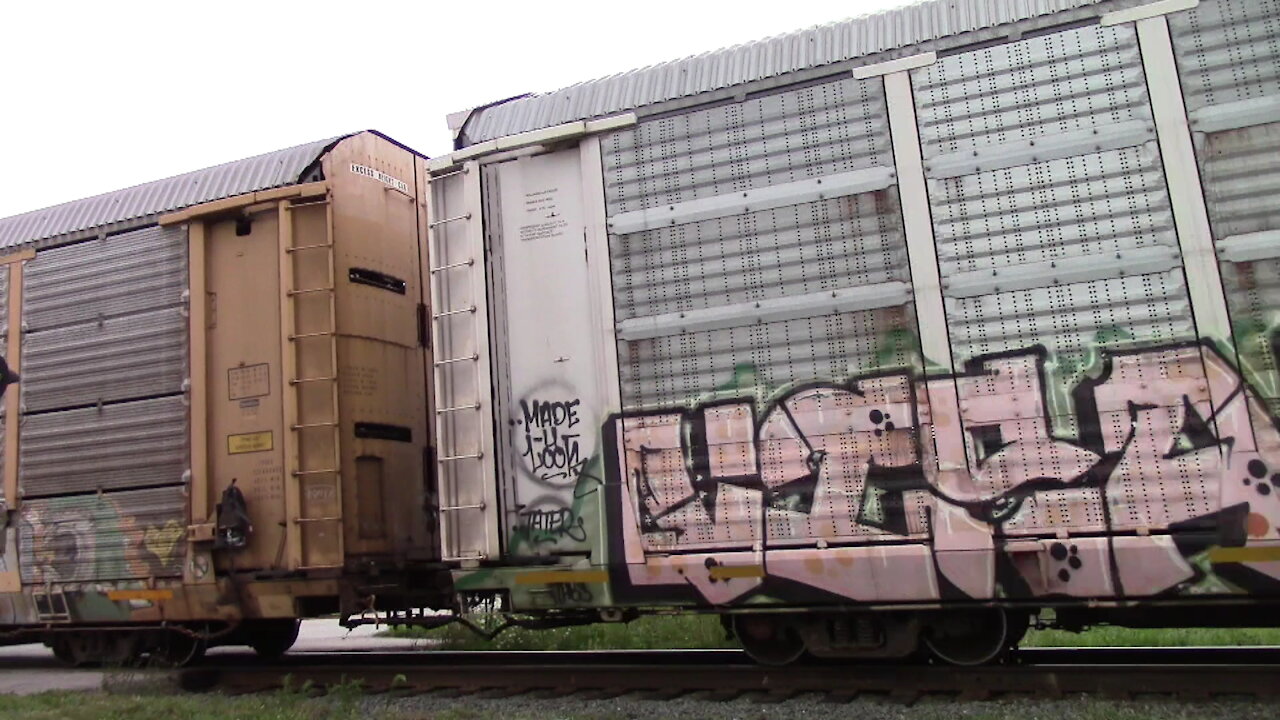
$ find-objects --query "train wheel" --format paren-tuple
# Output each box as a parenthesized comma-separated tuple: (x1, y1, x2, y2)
(49, 632, 141, 667)
(49, 636, 83, 667)
(150, 629, 207, 667)
(923, 609, 1010, 666)
(248, 619, 301, 660)
(731, 615, 806, 666)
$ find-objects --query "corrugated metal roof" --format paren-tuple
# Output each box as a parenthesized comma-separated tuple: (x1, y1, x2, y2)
(0, 135, 346, 251)
(460, 0, 1127, 146)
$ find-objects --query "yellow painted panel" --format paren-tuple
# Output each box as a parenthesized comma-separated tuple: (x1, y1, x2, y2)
(515, 570, 609, 585)
(106, 589, 174, 602)
(1208, 546, 1280, 563)
(228, 431, 274, 455)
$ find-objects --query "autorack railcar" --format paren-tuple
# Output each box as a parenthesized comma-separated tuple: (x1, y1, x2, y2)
(419, 0, 1280, 664)
(0, 130, 449, 665)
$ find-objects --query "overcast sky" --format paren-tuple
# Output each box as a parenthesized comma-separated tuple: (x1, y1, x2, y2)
(0, 1, 905, 219)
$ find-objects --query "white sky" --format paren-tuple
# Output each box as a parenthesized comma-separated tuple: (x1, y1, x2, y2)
(0, 0, 904, 219)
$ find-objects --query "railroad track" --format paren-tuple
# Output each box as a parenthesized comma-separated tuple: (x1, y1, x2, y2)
(177, 647, 1280, 701)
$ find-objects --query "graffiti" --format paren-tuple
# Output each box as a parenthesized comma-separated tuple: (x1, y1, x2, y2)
(20, 492, 187, 584)
(547, 582, 593, 604)
(142, 520, 184, 564)
(606, 342, 1280, 606)
(518, 398, 585, 485)
(517, 506, 588, 544)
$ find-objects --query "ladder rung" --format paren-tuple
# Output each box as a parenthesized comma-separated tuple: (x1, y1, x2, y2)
(436, 403, 481, 414)
(287, 243, 334, 253)
(293, 468, 339, 476)
(440, 503, 485, 512)
(433, 306, 476, 319)
(293, 421, 339, 429)
(290, 331, 335, 340)
(435, 354, 479, 366)
(295, 516, 343, 523)
(289, 286, 335, 296)
(439, 452, 483, 462)
(429, 213, 471, 228)
(430, 259, 474, 273)
(291, 376, 337, 385)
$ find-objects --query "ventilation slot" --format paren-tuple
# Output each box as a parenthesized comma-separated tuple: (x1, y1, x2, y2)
(348, 268, 406, 295)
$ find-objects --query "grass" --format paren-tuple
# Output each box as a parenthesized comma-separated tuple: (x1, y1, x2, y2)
(1022, 626, 1280, 647)
(385, 613, 737, 651)
(386, 613, 1280, 650)
(0, 692, 316, 720)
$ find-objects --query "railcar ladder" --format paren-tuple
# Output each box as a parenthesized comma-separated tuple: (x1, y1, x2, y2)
(281, 196, 344, 571)
(426, 164, 496, 562)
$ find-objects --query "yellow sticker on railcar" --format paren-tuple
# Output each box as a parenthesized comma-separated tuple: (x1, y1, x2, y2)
(228, 431, 273, 454)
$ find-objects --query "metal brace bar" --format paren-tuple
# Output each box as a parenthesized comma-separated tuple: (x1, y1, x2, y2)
(290, 376, 337, 385)
(286, 243, 334, 253)
(430, 259, 475, 273)
(428, 213, 472, 228)
(433, 306, 476, 319)
(436, 403, 481, 414)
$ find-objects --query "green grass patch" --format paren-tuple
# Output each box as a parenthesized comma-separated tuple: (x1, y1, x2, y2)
(387, 614, 1280, 650)
(1022, 626, 1280, 647)
(0, 691, 317, 720)
(385, 613, 736, 651)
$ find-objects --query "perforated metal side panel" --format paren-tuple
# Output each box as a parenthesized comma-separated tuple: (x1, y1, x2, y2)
(603, 74, 917, 551)
(1170, 0, 1280, 117)
(612, 190, 906, 322)
(604, 76, 891, 215)
(1173, 0, 1280, 411)
(20, 396, 187, 498)
(913, 24, 1152, 159)
(23, 226, 187, 332)
(914, 23, 1203, 534)
(620, 305, 917, 409)
(19, 485, 186, 583)
(21, 306, 187, 413)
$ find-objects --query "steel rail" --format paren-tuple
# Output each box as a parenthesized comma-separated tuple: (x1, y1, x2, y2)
(177, 649, 1280, 700)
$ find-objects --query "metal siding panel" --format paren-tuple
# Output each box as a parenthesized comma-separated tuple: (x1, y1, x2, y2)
(22, 306, 186, 413)
(930, 142, 1176, 278)
(912, 24, 1152, 160)
(612, 190, 907, 322)
(19, 396, 187, 498)
(1200, 122, 1280, 239)
(618, 305, 918, 410)
(19, 486, 186, 583)
(463, 0, 1122, 144)
(0, 265, 9, 339)
(0, 137, 339, 252)
(1170, 0, 1280, 116)
(1199, 123, 1280, 410)
(603, 76, 891, 215)
(23, 225, 187, 331)
(946, 268, 1195, 436)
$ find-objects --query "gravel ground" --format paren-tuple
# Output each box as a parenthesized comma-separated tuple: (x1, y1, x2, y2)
(356, 691, 1277, 720)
